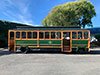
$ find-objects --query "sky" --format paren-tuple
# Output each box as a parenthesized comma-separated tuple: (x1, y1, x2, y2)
(0, 0, 99, 27)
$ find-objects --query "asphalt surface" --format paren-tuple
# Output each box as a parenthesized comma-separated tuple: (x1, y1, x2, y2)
(0, 48, 100, 75)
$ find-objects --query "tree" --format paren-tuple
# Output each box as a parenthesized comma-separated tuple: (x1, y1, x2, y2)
(42, 0, 96, 28)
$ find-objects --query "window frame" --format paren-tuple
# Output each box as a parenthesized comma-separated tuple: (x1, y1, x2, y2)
(84, 31, 89, 39)
(72, 32, 77, 39)
(27, 32, 32, 39)
(39, 32, 44, 39)
(78, 31, 82, 39)
(50, 31, 61, 39)
(10, 32, 14, 40)
(63, 32, 70, 39)
(55, 32, 61, 39)
(45, 32, 50, 39)
(33, 32, 37, 39)
(16, 32, 20, 39)
(51, 32, 55, 39)
(22, 32, 26, 39)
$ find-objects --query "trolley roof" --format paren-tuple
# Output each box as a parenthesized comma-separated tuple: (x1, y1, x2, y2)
(11, 26, 89, 30)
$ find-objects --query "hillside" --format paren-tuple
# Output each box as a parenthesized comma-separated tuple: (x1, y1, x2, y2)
(88, 28, 100, 35)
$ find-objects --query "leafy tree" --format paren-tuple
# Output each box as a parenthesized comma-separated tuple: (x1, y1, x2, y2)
(42, 0, 96, 28)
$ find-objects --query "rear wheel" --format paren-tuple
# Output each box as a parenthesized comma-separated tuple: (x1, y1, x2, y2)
(20, 47, 29, 54)
(84, 48, 89, 53)
(78, 48, 89, 54)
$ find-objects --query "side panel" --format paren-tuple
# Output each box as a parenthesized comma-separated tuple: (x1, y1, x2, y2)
(39, 40, 61, 45)
(16, 40, 37, 45)
(72, 40, 88, 48)
(15, 40, 62, 48)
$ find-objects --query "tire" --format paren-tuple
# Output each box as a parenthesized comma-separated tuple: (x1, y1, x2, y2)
(20, 47, 29, 54)
(78, 48, 88, 54)
(84, 48, 89, 54)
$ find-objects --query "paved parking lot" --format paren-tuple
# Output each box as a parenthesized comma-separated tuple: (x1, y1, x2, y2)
(0, 48, 100, 75)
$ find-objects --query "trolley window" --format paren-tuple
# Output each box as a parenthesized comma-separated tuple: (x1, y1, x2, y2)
(16, 32, 20, 38)
(55, 32, 61, 39)
(22, 32, 26, 38)
(63, 32, 70, 39)
(72, 32, 77, 39)
(28, 32, 32, 38)
(10, 32, 14, 40)
(51, 32, 55, 39)
(33, 32, 37, 39)
(39, 32, 44, 39)
(78, 32, 82, 39)
(84, 32, 88, 39)
(45, 32, 49, 39)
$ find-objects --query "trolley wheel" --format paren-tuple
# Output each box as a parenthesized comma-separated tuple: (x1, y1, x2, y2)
(20, 47, 29, 54)
(78, 48, 89, 54)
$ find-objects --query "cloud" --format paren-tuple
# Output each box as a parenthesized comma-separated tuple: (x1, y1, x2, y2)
(0, 0, 34, 25)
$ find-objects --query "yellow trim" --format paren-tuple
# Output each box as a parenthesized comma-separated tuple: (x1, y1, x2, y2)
(38, 46, 61, 48)
(37, 31, 39, 47)
(8, 30, 10, 50)
(70, 31, 72, 52)
(14, 31, 16, 52)
(72, 39, 89, 40)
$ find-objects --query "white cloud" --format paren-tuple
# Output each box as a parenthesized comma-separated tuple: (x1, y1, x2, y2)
(11, 20, 33, 26)
(0, 0, 34, 25)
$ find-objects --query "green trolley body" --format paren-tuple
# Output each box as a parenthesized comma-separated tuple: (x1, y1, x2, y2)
(8, 27, 90, 53)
